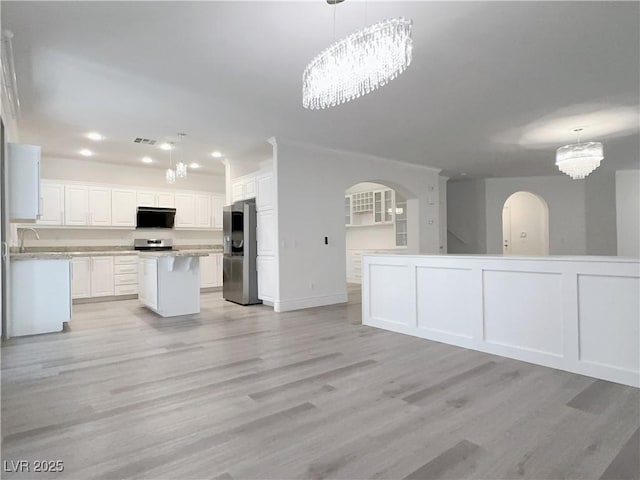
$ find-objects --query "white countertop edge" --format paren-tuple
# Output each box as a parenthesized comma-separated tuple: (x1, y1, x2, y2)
(361, 253, 640, 264)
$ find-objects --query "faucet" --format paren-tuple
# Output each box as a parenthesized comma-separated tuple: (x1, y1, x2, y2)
(19, 227, 40, 253)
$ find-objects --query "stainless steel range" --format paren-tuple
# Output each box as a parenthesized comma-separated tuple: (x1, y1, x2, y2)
(133, 238, 174, 251)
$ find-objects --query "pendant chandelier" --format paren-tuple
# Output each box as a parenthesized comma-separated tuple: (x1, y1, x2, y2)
(555, 128, 603, 179)
(165, 143, 176, 184)
(176, 133, 188, 179)
(302, 1, 413, 109)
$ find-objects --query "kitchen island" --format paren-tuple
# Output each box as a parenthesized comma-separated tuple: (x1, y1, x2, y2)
(362, 253, 640, 387)
(138, 251, 209, 317)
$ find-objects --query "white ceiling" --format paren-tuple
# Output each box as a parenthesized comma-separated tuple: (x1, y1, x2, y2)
(3, 1, 639, 179)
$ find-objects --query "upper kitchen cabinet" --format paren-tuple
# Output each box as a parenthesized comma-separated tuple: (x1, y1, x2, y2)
(174, 193, 196, 228)
(64, 185, 90, 225)
(8, 143, 41, 222)
(231, 173, 257, 202)
(156, 192, 175, 208)
(195, 194, 211, 229)
(212, 194, 224, 230)
(89, 187, 112, 226)
(256, 171, 274, 212)
(136, 191, 156, 208)
(37, 182, 64, 225)
(111, 189, 137, 227)
(64, 185, 112, 226)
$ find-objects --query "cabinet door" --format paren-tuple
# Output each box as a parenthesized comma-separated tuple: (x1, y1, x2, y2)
(111, 189, 137, 227)
(137, 191, 156, 207)
(156, 192, 175, 208)
(195, 194, 211, 228)
(257, 256, 275, 301)
(8, 143, 41, 221)
(90, 257, 114, 297)
(384, 190, 393, 223)
(212, 195, 225, 230)
(373, 190, 383, 223)
(71, 257, 91, 299)
(89, 187, 112, 226)
(257, 210, 276, 256)
(345, 196, 352, 226)
(64, 185, 89, 225)
(244, 175, 256, 199)
(200, 255, 215, 288)
(256, 172, 273, 211)
(231, 181, 244, 202)
(174, 193, 196, 228)
(38, 183, 64, 225)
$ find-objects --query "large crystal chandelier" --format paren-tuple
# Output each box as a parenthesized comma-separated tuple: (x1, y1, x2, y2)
(555, 129, 603, 179)
(303, 16, 413, 109)
(165, 143, 176, 184)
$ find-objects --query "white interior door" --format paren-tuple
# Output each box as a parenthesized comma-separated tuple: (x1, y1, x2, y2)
(503, 191, 549, 256)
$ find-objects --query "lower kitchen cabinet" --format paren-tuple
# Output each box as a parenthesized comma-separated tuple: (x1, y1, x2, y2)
(72, 255, 136, 299)
(200, 253, 222, 288)
(257, 256, 275, 301)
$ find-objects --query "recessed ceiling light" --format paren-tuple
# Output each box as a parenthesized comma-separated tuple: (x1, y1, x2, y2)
(86, 132, 104, 141)
(189, 163, 200, 169)
(79, 149, 94, 157)
(159, 143, 173, 151)
(460, 172, 468, 176)
(211, 151, 222, 158)
(142, 157, 153, 164)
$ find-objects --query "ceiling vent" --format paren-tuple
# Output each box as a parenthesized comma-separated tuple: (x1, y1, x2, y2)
(133, 137, 156, 145)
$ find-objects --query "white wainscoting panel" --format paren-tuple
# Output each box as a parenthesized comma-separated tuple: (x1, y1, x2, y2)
(362, 254, 640, 387)
(483, 270, 563, 356)
(416, 266, 473, 339)
(578, 274, 640, 372)
(369, 264, 411, 327)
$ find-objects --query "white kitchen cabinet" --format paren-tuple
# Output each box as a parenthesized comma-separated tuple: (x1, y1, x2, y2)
(65, 185, 89, 225)
(89, 187, 112, 226)
(195, 194, 211, 228)
(111, 189, 137, 227)
(244, 175, 256, 199)
(212, 194, 224, 230)
(72, 257, 91, 299)
(8, 143, 41, 222)
(257, 210, 276, 256)
(214, 253, 223, 286)
(200, 254, 216, 288)
(256, 171, 274, 211)
(10, 258, 71, 337)
(257, 256, 275, 301)
(90, 256, 114, 297)
(157, 192, 175, 208)
(38, 182, 64, 225)
(138, 258, 158, 309)
(374, 189, 393, 224)
(137, 191, 156, 207)
(231, 181, 244, 203)
(174, 193, 196, 228)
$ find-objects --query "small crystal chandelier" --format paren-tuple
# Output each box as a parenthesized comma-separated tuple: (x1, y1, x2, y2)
(165, 142, 176, 184)
(176, 133, 188, 179)
(303, 1, 413, 109)
(555, 128, 604, 179)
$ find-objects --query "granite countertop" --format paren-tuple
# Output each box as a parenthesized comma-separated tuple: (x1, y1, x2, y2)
(137, 250, 211, 258)
(10, 245, 222, 261)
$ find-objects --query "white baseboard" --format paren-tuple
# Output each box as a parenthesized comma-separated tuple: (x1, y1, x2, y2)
(274, 293, 348, 312)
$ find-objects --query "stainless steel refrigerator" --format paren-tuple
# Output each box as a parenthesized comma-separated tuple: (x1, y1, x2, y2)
(223, 199, 260, 305)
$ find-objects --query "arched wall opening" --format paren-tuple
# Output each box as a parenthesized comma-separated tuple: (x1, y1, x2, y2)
(502, 191, 549, 255)
(344, 181, 416, 290)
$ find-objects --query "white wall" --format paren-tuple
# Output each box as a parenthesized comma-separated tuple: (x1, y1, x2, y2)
(616, 170, 640, 257)
(585, 171, 617, 255)
(273, 138, 442, 312)
(42, 156, 225, 192)
(485, 176, 587, 255)
(447, 179, 487, 254)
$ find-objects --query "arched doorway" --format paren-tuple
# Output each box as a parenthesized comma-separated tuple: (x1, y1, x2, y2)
(344, 182, 410, 294)
(502, 191, 549, 255)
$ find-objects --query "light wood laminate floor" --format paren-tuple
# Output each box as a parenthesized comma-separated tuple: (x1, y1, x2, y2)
(2, 286, 638, 480)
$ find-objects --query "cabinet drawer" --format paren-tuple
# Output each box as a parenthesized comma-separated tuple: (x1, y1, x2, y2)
(114, 255, 138, 265)
(114, 273, 137, 285)
(114, 284, 138, 296)
(115, 263, 138, 275)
